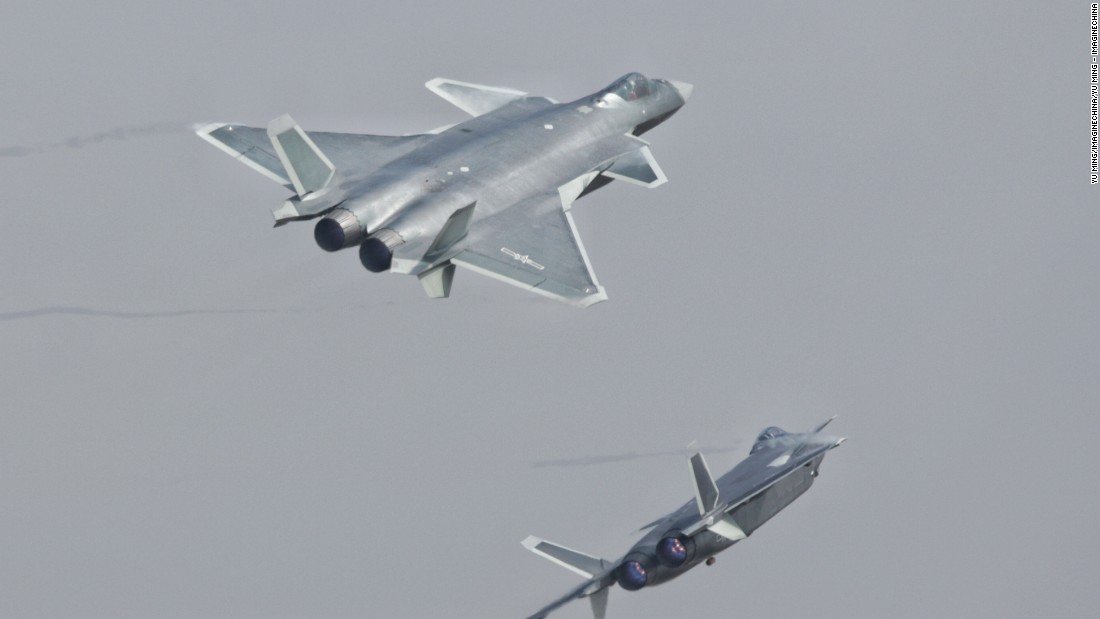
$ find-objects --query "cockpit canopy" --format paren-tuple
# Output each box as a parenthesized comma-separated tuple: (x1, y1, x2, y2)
(598, 72, 653, 102)
(751, 426, 788, 453)
(757, 427, 787, 442)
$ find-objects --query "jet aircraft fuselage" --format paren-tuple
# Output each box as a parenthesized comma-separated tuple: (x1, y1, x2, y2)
(197, 73, 691, 306)
(317, 74, 689, 273)
(523, 421, 845, 618)
(614, 427, 835, 590)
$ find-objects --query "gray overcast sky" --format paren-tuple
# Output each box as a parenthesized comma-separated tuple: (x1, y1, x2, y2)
(2, 2, 1097, 617)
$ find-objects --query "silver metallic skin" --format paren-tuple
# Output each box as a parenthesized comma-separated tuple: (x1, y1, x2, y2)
(196, 73, 691, 307)
(522, 419, 846, 619)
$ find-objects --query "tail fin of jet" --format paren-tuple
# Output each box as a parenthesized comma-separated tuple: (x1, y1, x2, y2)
(588, 587, 609, 619)
(689, 451, 720, 515)
(266, 114, 335, 197)
(521, 536, 608, 579)
(684, 450, 747, 541)
(523, 536, 614, 619)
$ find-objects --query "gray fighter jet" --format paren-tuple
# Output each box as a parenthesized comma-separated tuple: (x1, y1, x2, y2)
(523, 420, 845, 618)
(196, 73, 691, 307)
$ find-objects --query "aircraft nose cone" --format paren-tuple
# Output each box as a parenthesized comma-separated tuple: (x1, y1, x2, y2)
(669, 80, 694, 102)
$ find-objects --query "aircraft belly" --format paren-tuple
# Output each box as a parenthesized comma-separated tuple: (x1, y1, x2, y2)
(345, 112, 620, 280)
(729, 468, 815, 535)
(524, 416, 841, 616)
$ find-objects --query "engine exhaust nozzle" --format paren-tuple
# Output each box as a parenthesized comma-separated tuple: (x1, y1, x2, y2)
(314, 208, 365, 252)
(359, 228, 405, 273)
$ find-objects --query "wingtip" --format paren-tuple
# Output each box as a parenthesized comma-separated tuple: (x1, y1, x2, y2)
(521, 535, 542, 551)
(573, 287, 609, 308)
(192, 122, 226, 137)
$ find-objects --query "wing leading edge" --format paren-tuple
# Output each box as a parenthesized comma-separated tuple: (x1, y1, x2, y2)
(452, 174, 608, 307)
(426, 77, 535, 116)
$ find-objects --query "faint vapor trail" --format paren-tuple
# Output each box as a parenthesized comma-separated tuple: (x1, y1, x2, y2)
(0, 306, 297, 321)
(0, 122, 189, 158)
(531, 445, 742, 468)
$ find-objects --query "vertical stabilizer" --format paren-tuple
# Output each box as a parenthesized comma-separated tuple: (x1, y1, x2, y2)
(267, 114, 335, 197)
(588, 587, 609, 619)
(425, 201, 477, 259)
(690, 452, 720, 515)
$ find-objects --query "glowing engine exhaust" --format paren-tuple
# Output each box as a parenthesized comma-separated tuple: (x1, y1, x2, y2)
(655, 533, 695, 568)
(615, 554, 654, 591)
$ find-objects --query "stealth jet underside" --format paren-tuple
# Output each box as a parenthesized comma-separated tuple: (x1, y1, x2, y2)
(197, 73, 691, 307)
(524, 420, 845, 618)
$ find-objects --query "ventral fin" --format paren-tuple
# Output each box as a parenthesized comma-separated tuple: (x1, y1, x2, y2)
(418, 262, 456, 299)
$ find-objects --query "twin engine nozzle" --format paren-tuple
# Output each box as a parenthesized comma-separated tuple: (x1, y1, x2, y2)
(655, 533, 694, 568)
(615, 557, 651, 591)
(314, 209, 404, 273)
(314, 208, 364, 252)
(615, 533, 695, 591)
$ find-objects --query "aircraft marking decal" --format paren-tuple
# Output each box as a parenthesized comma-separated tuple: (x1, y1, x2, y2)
(501, 247, 546, 270)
